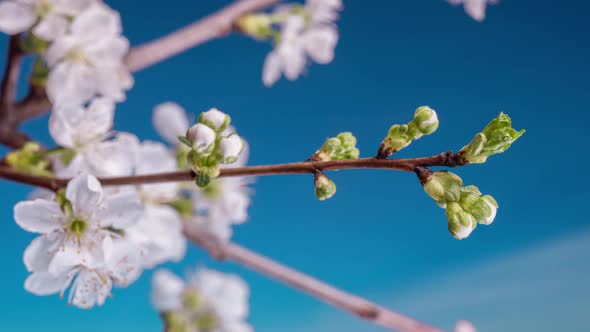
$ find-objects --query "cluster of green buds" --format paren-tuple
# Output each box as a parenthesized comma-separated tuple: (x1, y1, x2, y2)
(377, 106, 439, 158)
(420, 170, 498, 240)
(459, 112, 525, 164)
(309, 132, 360, 201)
(309, 132, 360, 162)
(5, 142, 52, 176)
(178, 108, 244, 188)
(163, 290, 218, 332)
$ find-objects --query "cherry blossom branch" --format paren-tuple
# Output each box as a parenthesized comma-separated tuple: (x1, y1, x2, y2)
(0, 0, 281, 148)
(0, 151, 466, 191)
(184, 226, 444, 332)
(124, 0, 280, 72)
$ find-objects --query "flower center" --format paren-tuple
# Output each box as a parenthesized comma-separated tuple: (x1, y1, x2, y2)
(68, 218, 87, 238)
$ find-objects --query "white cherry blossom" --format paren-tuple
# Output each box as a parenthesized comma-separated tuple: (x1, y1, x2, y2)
(200, 108, 229, 130)
(455, 320, 477, 332)
(0, 0, 94, 40)
(220, 134, 244, 161)
(125, 141, 186, 269)
(152, 268, 252, 332)
(262, 14, 339, 86)
(49, 98, 138, 177)
(44, 2, 132, 105)
(14, 174, 143, 308)
(448, 0, 498, 22)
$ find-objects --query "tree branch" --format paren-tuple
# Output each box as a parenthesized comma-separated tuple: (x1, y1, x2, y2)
(0, 151, 467, 191)
(0, 36, 22, 119)
(184, 226, 444, 332)
(124, 0, 280, 72)
(0, 0, 280, 146)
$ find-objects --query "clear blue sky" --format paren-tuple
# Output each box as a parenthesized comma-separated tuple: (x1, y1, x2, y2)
(1, 0, 588, 331)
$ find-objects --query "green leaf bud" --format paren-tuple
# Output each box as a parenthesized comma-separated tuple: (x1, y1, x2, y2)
(314, 173, 336, 201)
(422, 171, 463, 207)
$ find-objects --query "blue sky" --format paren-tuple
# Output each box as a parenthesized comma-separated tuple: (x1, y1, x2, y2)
(0, 0, 589, 331)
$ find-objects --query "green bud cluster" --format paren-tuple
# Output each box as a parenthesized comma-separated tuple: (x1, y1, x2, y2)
(422, 171, 498, 240)
(30, 57, 49, 88)
(162, 290, 219, 332)
(377, 106, 439, 158)
(311, 132, 360, 162)
(5, 142, 52, 176)
(314, 172, 337, 201)
(178, 108, 244, 188)
(460, 112, 525, 164)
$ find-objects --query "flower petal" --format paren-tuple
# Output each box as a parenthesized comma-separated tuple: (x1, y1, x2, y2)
(97, 186, 143, 229)
(151, 269, 185, 312)
(83, 133, 138, 177)
(262, 51, 282, 87)
(14, 199, 65, 234)
(33, 14, 68, 41)
(0, 1, 35, 35)
(152, 102, 190, 145)
(70, 269, 112, 308)
(66, 174, 103, 218)
(24, 233, 64, 272)
(24, 270, 73, 296)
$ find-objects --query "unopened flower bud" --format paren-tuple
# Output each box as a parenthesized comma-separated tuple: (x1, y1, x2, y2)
(460, 112, 525, 164)
(186, 123, 216, 153)
(235, 14, 273, 40)
(412, 106, 439, 137)
(314, 173, 336, 201)
(321, 137, 341, 155)
(337, 132, 356, 148)
(422, 171, 463, 207)
(199, 108, 230, 131)
(480, 195, 498, 225)
(446, 202, 477, 240)
(219, 134, 244, 163)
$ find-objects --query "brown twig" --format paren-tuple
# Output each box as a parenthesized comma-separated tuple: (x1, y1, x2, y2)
(124, 0, 280, 72)
(0, 151, 467, 191)
(184, 226, 444, 332)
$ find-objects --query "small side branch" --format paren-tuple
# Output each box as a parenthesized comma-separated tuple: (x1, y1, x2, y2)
(0, 36, 22, 119)
(124, 0, 280, 72)
(184, 227, 444, 332)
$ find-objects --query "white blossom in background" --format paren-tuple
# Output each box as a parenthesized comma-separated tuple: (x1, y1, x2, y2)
(152, 103, 253, 242)
(14, 173, 144, 308)
(45, 2, 132, 105)
(0, 0, 94, 40)
(447, 0, 498, 22)
(125, 141, 187, 269)
(152, 268, 252, 332)
(262, 0, 341, 86)
(49, 97, 137, 177)
(455, 320, 477, 332)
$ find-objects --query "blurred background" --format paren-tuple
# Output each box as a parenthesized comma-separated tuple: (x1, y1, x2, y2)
(0, 0, 588, 331)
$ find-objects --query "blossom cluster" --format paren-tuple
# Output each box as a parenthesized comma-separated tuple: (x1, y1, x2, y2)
(152, 268, 252, 332)
(447, 0, 499, 22)
(0, 0, 133, 106)
(237, 0, 342, 86)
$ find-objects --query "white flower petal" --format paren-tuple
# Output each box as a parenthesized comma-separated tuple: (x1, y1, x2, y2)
(70, 269, 112, 308)
(303, 26, 338, 64)
(24, 270, 73, 296)
(14, 199, 65, 234)
(0, 1, 36, 35)
(46, 62, 96, 105)
(52, 0, 94, 16)
(23, 233, 63, 272)
(153, 102, 190, 145)
(33, 13, 68, 41)
(97, 186, 143, 229)
(105, 239, 142, 287)
(262, 51, 282, 87)
(135, 141, 179, 203)
(83, 133, 139, 177)
(151, 269, 185, 312)
(193, 268, 250, 320)
(66, 174, 103, 218)
(71, 2, 121, 41)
